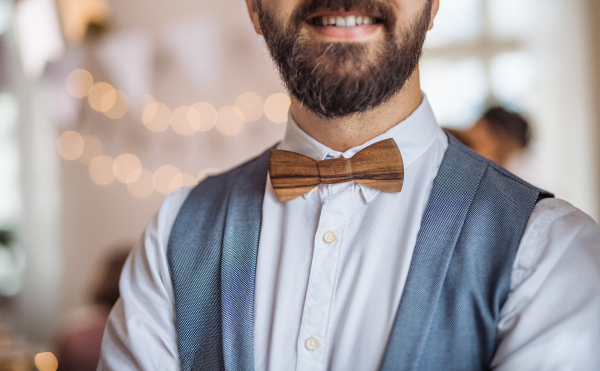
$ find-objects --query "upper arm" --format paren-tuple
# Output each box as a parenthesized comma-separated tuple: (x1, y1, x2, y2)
(491, 199, 600, 371)
(97, 188, 192, 371)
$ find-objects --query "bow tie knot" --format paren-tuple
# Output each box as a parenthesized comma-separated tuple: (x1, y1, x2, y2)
(269, 139, 404, 201)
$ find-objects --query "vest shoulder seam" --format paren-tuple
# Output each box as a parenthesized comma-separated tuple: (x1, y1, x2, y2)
(448, 134, 551, 195)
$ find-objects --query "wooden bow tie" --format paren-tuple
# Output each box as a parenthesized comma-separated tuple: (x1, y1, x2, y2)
(269, 139, 404, 201)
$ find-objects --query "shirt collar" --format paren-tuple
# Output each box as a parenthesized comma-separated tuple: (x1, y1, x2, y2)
(278, 94, 442, 203)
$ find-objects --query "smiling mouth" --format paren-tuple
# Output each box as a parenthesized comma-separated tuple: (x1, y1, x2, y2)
(308, 14, 383, 27)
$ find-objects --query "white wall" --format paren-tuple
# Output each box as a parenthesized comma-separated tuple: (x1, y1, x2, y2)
(524, 0, 598, 219)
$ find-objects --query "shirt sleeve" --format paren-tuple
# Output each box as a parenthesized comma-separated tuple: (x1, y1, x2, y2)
(97, 187, 192, 371)
(491, 198, 600, 371)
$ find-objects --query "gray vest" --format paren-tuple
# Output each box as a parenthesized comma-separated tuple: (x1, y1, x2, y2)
(168, 135, 552, 371)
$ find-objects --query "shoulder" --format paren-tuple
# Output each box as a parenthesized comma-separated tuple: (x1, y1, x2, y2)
(166, 145, 274, 242)
(185, 145, 274, 202)
(493, 199, 600, 368)
(527, 198, 598, 238)
(526, 198, 599, 259)
(447, 133, 549, 195)
(512, 198, 600, 289)
(443, 135, 552, 209)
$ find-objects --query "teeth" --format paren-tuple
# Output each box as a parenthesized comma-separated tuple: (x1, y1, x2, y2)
(318, 15, 374, 27)
(346, 15, 356, 27)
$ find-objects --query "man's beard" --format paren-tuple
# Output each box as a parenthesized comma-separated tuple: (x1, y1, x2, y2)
(256, 0, 432, 119)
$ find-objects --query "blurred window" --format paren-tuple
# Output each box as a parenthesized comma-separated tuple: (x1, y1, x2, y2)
(0, 0, 22, 297)
(421, 58, 487, 127)
(0, 0, 18, 226)
(425, 0, 483, 47)
(0, 0, 19, 228)
(422, 0, 535, 128)
(0, 0, 11, 35)
(487, 0, 534, 40)
(0, 92, 20, 226)
(490, 51, 537, 111)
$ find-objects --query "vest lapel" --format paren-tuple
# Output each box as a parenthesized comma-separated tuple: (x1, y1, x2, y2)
(220, 151, 270, 370)
(380, 137, 488, 370)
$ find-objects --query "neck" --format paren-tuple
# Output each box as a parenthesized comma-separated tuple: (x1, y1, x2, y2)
(289, 69, 423, 152)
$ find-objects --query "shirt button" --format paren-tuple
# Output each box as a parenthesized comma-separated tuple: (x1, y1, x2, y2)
(305, 337, 319, 350)
(323, 231, 336, 244)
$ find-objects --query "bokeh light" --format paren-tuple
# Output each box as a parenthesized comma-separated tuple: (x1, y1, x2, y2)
(59, 0, 110, 43)
(168, 173, 197, 192)
(235, 92, 264, 122)
(78, 135, 103, 165)
(103, 90, 129, 119)
(197, 167, 220, 181)
(264, 93, 291, 123)
(181, 173, 198, 187)
(171, 106, 196, 136)
(113, 154, 142, 183)
(127, 168, 154, 198)
(142, 94, 156, 107)
(188, 102, 217, 132)
(88, 82, 115, 112)
(89, 156, 115, 185)
(100, 87, 116, 112)
(57, 131, 84, 160)
(66, 69, 93, 98)
(153, 165, 181, 195)
(34, 352, 58, 371)
(216, 106, 245, 136)
(142, 102, 172, 132)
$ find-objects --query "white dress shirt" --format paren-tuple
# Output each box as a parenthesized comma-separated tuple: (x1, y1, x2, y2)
(98, 96, 600, 371)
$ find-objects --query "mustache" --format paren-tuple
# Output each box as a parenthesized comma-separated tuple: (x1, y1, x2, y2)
(289, 0, 398, 31)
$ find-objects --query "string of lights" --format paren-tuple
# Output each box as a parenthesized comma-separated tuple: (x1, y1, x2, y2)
(61, 68, 290, 198)
(57, 129, 220, 198)
(66, 68, 291, 132)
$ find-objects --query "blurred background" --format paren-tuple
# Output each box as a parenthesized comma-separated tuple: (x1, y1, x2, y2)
(0, 0, 599, 368)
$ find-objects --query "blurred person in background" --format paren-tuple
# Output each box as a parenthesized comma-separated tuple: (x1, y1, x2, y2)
(56, 247, 129, 371)
(446, 106, 531, 168)
(98, 0, 600, 370)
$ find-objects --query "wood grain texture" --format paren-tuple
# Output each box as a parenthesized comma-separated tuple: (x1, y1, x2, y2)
(350, 139, 404, 192)
(269, 138, 404, 201)
(269, 150, 320, 201)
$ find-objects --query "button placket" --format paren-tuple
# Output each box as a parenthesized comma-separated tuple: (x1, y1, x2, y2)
(296, 185, 351, 371)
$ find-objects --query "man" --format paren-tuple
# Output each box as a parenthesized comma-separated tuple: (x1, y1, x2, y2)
(98, 0, 600, 370)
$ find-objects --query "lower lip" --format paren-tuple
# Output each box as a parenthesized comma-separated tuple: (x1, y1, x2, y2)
(308, 24, 383, 41)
